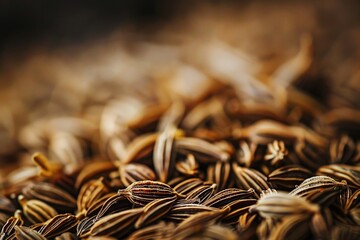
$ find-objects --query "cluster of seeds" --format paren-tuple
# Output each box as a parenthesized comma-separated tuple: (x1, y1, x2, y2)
(0, 36, 359, 240)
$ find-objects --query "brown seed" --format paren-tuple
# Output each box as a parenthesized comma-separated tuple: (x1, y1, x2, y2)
(77, 177, 109, 216)
(174, 137, 230, 163)
(232, 163, 270, 198)
(118, 180, 183, 206)
(55, 232, 77, 240)
(250, 191, 319, 219)
(0, 197, 16, 215)
(310, 209, 332, 240)
(167, 202, 217, 221)
(290, 176, 347, 204)
(316, 164, 360, 188)
(204, 188, 256, 208)
(267, 165, 312, 190)
(122, 133, 158, 164)
(186, 224, 239, 240)
(128, 221, 175, 240)
(38, 213, 78, 238)
(135, 195, 177, 228)
(153, 125, 182, 182)
(174, 207, 230, 239)
(0, 210, 23, 239)
(118, 163, 157, 187)
(185, 183, 217, 203)
(173, 178, 205, 196)
(176, 154, 199, 176)
(264, 140, 288, 165)
(77, 215, 96, 238)
(207, 161, 233, 192)
(75, 161, 116, 189)
(330, 135, 359, 164)
(291, 140, 328, 170)
(222, 198, 258, 224)
(95, 194, 131, 220)
(267, 214, 311, 240)
(18, 195, 58, 224)
(90, 208, 143, 237)
(22, 182, 76, 212)
(236, 141, 257, 167)
(14, 226, 46, 240)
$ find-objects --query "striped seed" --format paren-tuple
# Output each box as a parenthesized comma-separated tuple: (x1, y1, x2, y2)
(316, 164, 360, 188)
(167, 202, 217, 221)
(267, 165, 312, 190)
(118, 163, 156, 187)
(207, 161, 233, 192)
(77, 177, 109, 216)
(14, 226, 46, 240)
(18, 195, 58, 224)
(185, 183, 217, 203)
(204, 188, 256, 208)
(118, 180, 183, 206)
(250, 191, 319, 219)
(232, 163, 270, 198)
(176, 154, 199, 176)
(174, 137, 230, 163)
(135, 195, 177, 228)
(38, 213, 78, 238)
(22, 182, 76, 212)
(290, 176, 347, 204)
(90, 208, 143, 237)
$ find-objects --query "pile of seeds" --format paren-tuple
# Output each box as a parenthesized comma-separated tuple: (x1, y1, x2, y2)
(0, 36, 359, 240)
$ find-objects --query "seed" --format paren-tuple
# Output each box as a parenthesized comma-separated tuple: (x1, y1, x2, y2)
(176, 154, 199, 176)
(128, 221, 175, 240)
(122, 133, 158, 164)
(207, 161, 233, 192)
(290, 176, 347, 204)
(250, 191, 319, 219)
(135, 195, 177, 228)
(267, 165, 312, 190)
(267, 214, 311, 240)
(38, 213, 78, 238)
(0, 210, 23, 239)
(95, 194, 131, 220)
(166, 202, 217, 221)
(174, 207, 230, 239)
(77, 177, 109, 216)
(18, 195, 58, 224)
(14, 226, 46, 240)
(232, 163, 270, 198)
(204, 188, 256, 208)
(174, 137, 230, 163)
(316, 164, 360, 188)
(77, 215, 96, 238)
(90, 208, 143, 237)
(185, 183, 217, 203)
(118, 180, 183, 206)
(222, 198, 258, 224)
(329, 135, 359, 164)
(173, 178, 205, 195)
(264, 140, 288, 165)
(55, 232, 77, 240)
(118, 163, 157, 187)
(22, 182, 76, 212)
